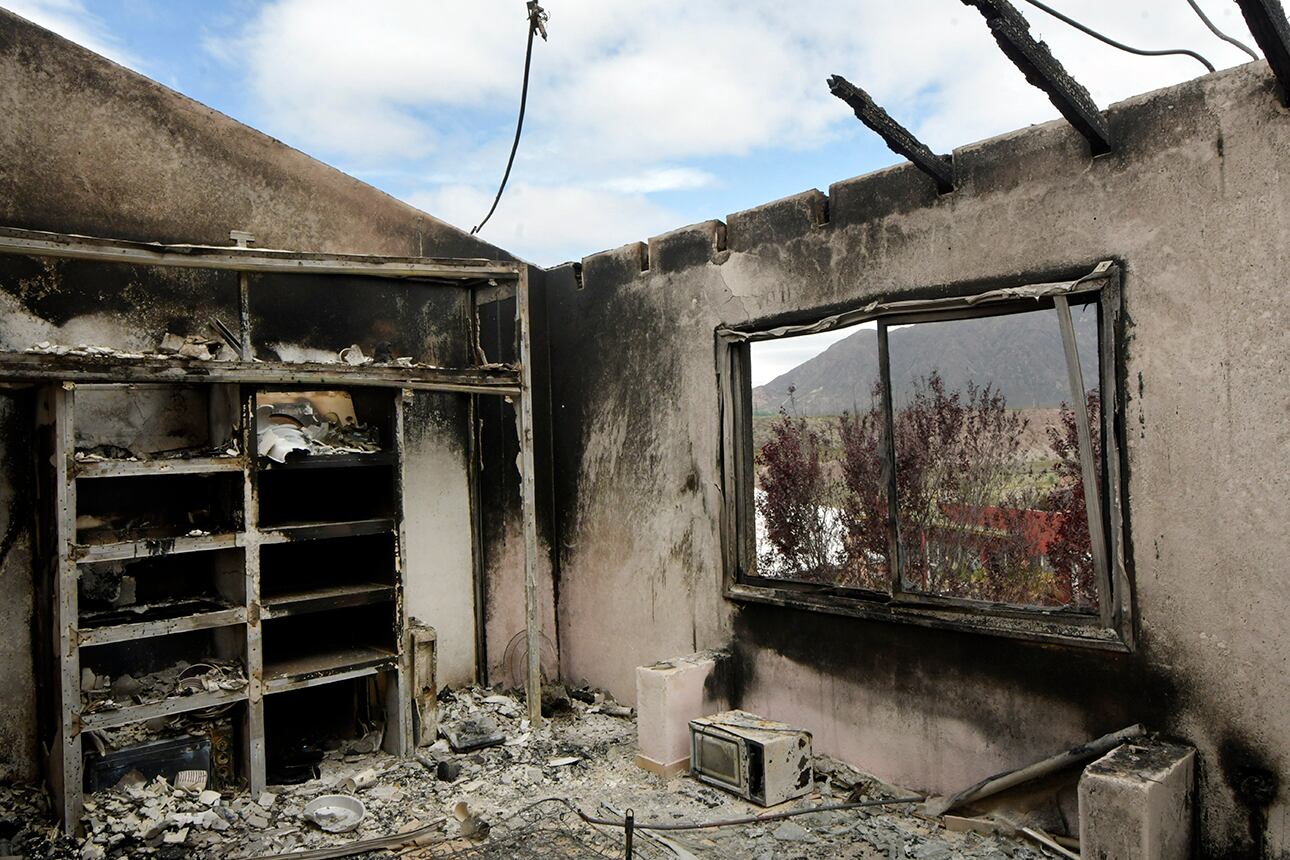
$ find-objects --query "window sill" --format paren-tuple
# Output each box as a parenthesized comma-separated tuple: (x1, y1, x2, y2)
(725, 583, 1131, 652)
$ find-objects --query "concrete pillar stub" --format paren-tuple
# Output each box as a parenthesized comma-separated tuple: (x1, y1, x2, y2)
(1079, 739, 1195, 860)
(634, 650, 729, 777)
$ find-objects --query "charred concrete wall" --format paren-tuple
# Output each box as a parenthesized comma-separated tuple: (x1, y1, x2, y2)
(546, 62, 1290, 856)
(0, 9, 543, 780)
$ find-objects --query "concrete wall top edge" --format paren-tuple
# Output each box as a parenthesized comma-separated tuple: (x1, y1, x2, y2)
(569, 61, 1275, 289)
(0, 7, 518, 262)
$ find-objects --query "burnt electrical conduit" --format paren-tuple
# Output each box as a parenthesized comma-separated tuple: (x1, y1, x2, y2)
(549, 795, 925, 831)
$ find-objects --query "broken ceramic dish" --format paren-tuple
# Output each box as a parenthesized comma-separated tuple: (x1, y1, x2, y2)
(303, 794, 366, 833)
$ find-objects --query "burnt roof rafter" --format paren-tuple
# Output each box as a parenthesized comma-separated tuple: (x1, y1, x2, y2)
(827, 75, 956, 193)
(961, 0, 1114, 155)
(1235, 0, 1290, 106)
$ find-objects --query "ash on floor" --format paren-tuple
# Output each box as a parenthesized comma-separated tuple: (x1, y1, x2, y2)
(2, 687, 1053, 859)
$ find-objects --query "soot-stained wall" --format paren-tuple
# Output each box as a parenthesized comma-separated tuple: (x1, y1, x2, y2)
(546, 63, 1290, 856)
(0, 9, 538, 779)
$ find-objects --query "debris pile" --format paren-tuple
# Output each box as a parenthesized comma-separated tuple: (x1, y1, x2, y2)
(255, 392, 381, 462)
(28, 325, 239, 363)
(75, 439, 240, 464)
(81, 660, 248, 716)
(156, 332, 227, 361)
(9, 684, 1054, 859)
(0, 783, 79, 860)
(338, 342, 416, 367)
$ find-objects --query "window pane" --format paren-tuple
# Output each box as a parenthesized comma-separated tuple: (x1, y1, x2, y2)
(749, 324, 889, 591)
(886, 305, 1101, 610)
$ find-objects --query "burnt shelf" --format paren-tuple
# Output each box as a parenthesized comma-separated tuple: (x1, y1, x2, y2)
(80, 688, 249, 732)
(76, 456, 245, 479)
(74, 532, 244, 563)
(261, 584, 395, 620)
(77, 607, 247, 647)
(262, 646, 398, 694)
(258, 519, 396, 544)
(258, 452, 395, 471)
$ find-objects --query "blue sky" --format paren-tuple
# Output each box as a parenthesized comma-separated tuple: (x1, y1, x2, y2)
(7, 0, 1261, 380)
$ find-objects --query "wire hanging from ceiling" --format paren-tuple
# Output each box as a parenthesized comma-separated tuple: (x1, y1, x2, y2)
(472, 2, 549, 236)
(1018, 0, 1216, 73)
(1185, 0, 1259, 61)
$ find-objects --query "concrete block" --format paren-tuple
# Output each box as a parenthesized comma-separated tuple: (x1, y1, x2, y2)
(726, 189, 828, 253)
(582, 241, 648, 285)
(1079, 740, 1195, 860)
(647, 220, 726, 272)
(409, 622, 438, 747)
(635, 650, 729, 777)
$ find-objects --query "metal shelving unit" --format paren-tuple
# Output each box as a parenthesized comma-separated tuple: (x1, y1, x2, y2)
(2, 227, 545, 834)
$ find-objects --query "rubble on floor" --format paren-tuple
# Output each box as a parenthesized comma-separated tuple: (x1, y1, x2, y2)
(0, 783, 80, 860)
(5, 685, 1057, 859)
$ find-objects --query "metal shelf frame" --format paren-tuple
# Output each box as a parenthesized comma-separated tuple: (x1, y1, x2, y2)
(13, 228, 544, 834)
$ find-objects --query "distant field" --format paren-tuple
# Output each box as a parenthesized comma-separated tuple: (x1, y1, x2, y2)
(751, 408, 1069, 494)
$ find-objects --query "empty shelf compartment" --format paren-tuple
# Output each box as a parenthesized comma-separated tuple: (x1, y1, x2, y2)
(75, 471, 243, 545)
(262, 603, 398, 691)
(79, 548, 245, 630)
(260, 533, 396, 601)
(255, 465, 396, 528)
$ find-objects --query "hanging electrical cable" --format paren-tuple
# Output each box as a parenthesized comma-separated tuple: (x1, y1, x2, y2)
(1018, 0, 1216, 73)
(1185, 0, 1260, 60)
(471, 2, 549, 236)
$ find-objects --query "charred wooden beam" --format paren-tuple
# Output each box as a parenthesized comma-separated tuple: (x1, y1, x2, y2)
(1236, 0, 1290, 106)
(961, 0, 1113, 154)
(827, 75, 955, 193)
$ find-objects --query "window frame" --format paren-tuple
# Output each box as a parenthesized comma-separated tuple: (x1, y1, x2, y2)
(717, 264, 1134, 651)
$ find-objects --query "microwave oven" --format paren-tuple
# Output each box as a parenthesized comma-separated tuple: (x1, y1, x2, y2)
(689, 710, 813, 806)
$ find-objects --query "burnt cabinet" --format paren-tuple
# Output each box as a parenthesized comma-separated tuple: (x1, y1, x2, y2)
(38, 382, 410, 831)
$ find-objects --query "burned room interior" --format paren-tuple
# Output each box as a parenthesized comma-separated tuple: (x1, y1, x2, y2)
(1, 1, 1289, 858)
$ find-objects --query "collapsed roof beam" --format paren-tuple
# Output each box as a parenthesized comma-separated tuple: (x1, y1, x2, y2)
(1235, 0, 1290, 106)
(961, 0, 1114, 154)
(827, 75, 955, 193)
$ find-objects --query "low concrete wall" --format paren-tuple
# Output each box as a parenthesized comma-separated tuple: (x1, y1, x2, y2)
(546, 62, 1290, 856)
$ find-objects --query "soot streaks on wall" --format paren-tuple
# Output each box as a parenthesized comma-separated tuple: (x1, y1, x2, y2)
(546, 63, 1290, 857)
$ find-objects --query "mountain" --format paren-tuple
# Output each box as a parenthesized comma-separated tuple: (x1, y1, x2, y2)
(751, 308, 1098, 416)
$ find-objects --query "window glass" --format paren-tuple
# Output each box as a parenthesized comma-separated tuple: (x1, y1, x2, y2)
(749, 324, 889, 591)
(885, 306, 1101, 609)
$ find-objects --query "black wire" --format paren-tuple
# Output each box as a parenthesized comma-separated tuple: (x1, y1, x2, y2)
(472, 3, 546, 236)
(1185, 0, 1260, 61)
(1018, 0, 1216, 73)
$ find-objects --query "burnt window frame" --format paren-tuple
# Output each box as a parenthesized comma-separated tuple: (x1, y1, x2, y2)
(716, 263, 1134, 651)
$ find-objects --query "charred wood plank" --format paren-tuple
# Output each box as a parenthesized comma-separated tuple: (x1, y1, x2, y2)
(961, 0, 1113, 154)
(827, 75, 955, 193)
(1236, 0, 1290, 105)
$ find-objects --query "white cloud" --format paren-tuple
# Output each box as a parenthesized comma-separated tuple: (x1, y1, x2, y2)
(214, 0, 1260, 262)
(223, 0, 1258, 165)
(5, 0, 138, 68)
(408, 182, 684, 267)
(601, 167, 716, 194)
(751, 324, 872, 387)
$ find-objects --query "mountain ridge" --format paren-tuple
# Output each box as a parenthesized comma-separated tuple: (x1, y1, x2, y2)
(751, 308, 1098, 416)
